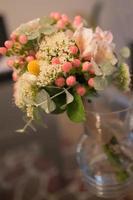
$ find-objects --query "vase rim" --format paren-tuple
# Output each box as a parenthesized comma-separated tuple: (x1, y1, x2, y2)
(85, 103, 132, 115)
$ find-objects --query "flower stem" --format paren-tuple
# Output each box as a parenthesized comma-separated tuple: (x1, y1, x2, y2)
(103, 138, 129, 183)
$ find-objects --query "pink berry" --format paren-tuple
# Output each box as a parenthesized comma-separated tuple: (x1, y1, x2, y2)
(0, 47, 7, 55)
(84, 53, 92, 61)
(26, 56, 34, 62)
(50, 12, 61, 20)
(4, 40, 13, 49)
(61, 14, 69, 24)
(10, 33, 17, 41)
(88, 78, 94, 87)
(12, 72, 18, 81)
(89, 68, 95, 74)
(19, 34, 28, 44)
(7, 59, 14, 67)
(57, 19, 66, 29)
(73, 15, 83, 27)
(62, 62, 72, 73)
(75, 15, 82, 20)
(76, 85, 86, 96)
(69, 45, 78, 55)
(82, 62, 93, 71)
(51, 57, 60, 65)
(72, 59, 81, 67)
(55, 77, 65, 87)
(66, 76, 76, 86)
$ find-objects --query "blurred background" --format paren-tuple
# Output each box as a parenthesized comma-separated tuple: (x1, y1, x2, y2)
(0, 0, 133, 199)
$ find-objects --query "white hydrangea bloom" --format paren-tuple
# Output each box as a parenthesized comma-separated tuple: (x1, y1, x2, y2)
(14, 73, 37, 118)
(36, 31, 76, 86)
(26, 105, 34, 118)
(37, 61, 62, 86)
(22, 73, 37, 84)
(37, 32, 75, 63)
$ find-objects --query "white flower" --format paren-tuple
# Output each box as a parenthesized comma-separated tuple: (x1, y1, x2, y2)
(26, 105, 34, 119)
(14, 73, 36, 116)
(37, 32, 75, 63)
(73, 27, 97, 58)
(73, 26, 117, 65)
(22, 73, 37, 84)
(37, 61, 62, 86)
(95, 27, 113, 44)
(36, 31, 76, 86)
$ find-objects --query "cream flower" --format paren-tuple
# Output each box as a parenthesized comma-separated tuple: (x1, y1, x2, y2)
(36, 31, 76, 86)
(14, 73, 36, 112)
(95, 42, 117, 65)
(95, 27, 113, 44)
(37, 31, 75, 63)
(73, 27, 97, 58)
(22, 73, 37, 84)
(37, 61, 62, 86)
(73, 26, 117, 65)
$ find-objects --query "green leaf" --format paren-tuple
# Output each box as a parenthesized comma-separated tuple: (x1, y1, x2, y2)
(103, 144, 129, 182)
(16, 24, 29, 35)
(67, 92, 86, 123)
(52, 94, 66, 114)
(65, 89, 74, 104)
(39, 16, 55, 26)
(39, 16, 57, 36)
(61, 89, 74, 109)
(93, 62, 102, 76)
(39, 26, 57, 35)
(33, 107, 48, 128)
(35, 89, 56, 113)
(86, 89, 98, 102)
(33, 107, 43, 123)
(94, 76, 108, 91)
(45, 87, 66, 113)
(99, 62, 115, 76)
(27, 31, 40, 40)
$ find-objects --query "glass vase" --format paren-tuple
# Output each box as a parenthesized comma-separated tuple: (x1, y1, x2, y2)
(77, 88, 133, 198)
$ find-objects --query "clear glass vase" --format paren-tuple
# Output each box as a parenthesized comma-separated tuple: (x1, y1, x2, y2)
(77, 88, 133, 199)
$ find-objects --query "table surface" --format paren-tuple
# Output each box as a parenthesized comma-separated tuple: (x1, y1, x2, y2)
(0, 80, 133, 200)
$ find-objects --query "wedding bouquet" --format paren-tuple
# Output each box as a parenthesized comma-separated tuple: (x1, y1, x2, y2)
(0, 12, 131, 131)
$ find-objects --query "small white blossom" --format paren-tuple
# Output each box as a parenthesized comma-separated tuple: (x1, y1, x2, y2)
(26, 105, 34, 119)
(37, 32, 75, 63)
(37, 61, 62, 86)
(14, 73, 36, 118)
(36, 31, 76, 86)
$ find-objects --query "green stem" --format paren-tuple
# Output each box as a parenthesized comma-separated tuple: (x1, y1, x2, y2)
(16, 118, 36, 133)
(103, 139, 129, 183)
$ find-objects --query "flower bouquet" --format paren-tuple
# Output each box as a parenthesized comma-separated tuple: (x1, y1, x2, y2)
(0, 12, 132, 198)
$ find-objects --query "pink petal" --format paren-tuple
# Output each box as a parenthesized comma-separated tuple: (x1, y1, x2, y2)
(73, 27, 93, 57)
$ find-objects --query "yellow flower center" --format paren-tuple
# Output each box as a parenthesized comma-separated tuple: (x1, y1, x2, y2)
(27, 60, 40, 76)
